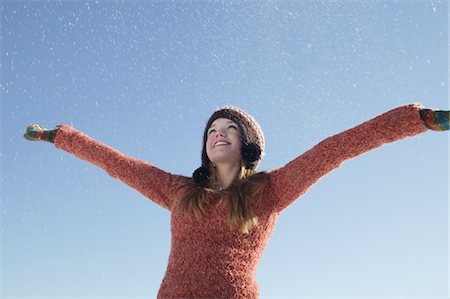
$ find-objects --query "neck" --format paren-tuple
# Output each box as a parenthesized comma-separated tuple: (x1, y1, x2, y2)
(214, 162, 241, 190)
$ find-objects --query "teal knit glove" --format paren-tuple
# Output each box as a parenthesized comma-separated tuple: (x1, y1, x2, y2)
(23, 124, 58, 143)
(419, 109, 449, 131)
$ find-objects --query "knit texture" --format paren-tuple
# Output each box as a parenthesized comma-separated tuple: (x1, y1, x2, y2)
(53, 104, 428, 298)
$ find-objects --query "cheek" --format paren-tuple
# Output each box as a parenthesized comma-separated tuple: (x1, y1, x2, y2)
(205, 138, 213, 155)
(205, 136, 213, 148)
(233, 135, 242, 149)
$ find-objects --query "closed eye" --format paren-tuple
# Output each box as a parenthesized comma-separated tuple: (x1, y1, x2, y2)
(207, 124, 238, 135)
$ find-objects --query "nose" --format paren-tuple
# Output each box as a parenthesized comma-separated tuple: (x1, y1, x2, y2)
(215, 128, 226, 137)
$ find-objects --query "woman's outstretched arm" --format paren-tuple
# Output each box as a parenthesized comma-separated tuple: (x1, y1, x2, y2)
(267, 103, 448, 213)
(24, 124, 181, 210)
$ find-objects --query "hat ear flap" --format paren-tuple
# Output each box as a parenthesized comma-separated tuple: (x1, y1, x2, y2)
(193, 166, 210, 187)
(241, 142, 262, 167)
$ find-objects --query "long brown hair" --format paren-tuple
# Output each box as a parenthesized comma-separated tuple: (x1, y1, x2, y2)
(177, 165, 268, 234)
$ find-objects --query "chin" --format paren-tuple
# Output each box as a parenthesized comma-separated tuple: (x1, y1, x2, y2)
(209, 155, 241, 165)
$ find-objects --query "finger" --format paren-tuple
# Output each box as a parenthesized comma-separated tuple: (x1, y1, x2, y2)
(26, 124, 45, 132)
(24, 127, 41, 141)
(23, 132, 37, 141)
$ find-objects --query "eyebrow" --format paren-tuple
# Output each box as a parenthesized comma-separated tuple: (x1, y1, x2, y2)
(209, 120, 236, 128)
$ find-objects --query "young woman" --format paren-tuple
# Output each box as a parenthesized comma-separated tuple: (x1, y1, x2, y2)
(24, 104, 448, 298)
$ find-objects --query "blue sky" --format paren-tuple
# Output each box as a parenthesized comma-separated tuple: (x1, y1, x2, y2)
(1, 1, 448, 298)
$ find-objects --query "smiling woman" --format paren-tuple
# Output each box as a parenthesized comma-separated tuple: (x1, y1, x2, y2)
(206, 118, 242, 168)
(23, 104, 448, 298)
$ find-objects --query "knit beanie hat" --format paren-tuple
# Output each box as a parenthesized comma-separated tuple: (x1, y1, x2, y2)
(193, 106, 265, 187)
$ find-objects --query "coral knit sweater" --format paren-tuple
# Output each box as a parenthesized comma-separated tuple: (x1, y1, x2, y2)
(53, 104, 428, 298)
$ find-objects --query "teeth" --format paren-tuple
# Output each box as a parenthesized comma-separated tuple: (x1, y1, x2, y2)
(214, 141, 229, 147)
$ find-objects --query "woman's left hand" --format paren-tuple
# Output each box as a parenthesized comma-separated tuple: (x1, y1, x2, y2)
(420, 109, 449, 131)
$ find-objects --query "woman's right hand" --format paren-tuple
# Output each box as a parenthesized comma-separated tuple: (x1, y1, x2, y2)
(23, 124, 57, 143)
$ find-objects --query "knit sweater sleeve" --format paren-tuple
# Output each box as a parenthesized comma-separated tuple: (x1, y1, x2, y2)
(267, 103, 429, 213)
(53, 125, 178, 210)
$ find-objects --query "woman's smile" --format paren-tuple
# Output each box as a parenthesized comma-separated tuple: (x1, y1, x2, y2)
(214, 140, 231, 147)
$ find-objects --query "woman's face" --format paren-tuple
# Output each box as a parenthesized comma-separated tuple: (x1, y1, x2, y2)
(206, 118, 242, 166)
